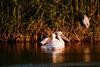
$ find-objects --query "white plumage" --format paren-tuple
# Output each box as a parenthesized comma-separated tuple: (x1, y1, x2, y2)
(83, 15, 90, 28)
(41, 31, 69, 50)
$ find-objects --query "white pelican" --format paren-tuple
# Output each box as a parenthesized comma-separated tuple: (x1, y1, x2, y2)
(82, 15, 90, 28)
(41, 31, 69, 50)
(78, 14, 90, 28)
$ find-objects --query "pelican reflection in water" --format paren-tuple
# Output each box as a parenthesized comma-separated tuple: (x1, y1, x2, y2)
(41, 47, 65, 63)
(41, 31, 70, 50)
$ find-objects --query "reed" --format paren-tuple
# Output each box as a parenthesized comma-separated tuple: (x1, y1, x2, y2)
(0, 0, 100, 42)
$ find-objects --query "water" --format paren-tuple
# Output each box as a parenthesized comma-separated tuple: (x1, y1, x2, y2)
(0, 42, 100, 67)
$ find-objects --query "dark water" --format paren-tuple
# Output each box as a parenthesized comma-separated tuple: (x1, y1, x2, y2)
(0, 42, 100, 67)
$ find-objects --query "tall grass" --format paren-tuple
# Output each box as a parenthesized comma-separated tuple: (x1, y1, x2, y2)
(0, 0, 100, 42)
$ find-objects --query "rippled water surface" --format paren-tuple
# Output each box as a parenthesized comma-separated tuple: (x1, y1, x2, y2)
(0, 42, 100, 67)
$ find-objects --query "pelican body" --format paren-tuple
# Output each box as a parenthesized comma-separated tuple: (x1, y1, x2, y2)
(83, 15, 90, 28)
(41, 31, 69, 50)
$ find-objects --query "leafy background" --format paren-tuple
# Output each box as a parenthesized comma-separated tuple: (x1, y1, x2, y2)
(0, 0, 100, 42)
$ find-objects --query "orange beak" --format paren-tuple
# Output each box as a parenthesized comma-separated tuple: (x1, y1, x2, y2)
(60, 34, 70, 42)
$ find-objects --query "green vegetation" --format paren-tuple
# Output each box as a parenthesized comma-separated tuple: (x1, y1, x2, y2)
(0, 0, 100, 42)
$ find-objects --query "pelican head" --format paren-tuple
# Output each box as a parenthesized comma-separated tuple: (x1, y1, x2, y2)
(52, 33, 56, 38)
(56, 31, 70, 42)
